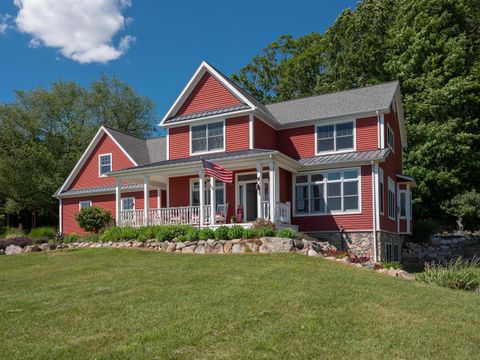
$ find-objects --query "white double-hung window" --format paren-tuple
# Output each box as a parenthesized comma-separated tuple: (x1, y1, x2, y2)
(294, 168, 360, 215)
(121, 197, 135, 211)
(191, 179, 225, 206)
(99, 154, 112, 177)
(316, 121, 354, 153)
(191, 121, 224, 154)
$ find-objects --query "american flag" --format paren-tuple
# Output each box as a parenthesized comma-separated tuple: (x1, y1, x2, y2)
(202, 159, 233, 183)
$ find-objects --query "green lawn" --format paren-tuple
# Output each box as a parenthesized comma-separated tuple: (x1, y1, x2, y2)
(1, 249, 479, 359)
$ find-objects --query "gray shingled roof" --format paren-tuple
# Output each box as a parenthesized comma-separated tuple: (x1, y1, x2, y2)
(266, 82, 399, 125)
(58, 183, 143, 197)
(105, 127, 166, 164)
(164, 104, 250, 124)
(298, 148, 391, 166)
(120, 149, 277, 172)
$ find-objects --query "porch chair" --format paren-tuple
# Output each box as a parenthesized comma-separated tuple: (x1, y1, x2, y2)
(215, 203, 229, 224)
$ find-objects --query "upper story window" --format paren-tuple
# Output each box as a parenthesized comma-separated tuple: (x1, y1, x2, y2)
(316, 121, 354, 154)
(99, 154, 112, 177)
(191, 121, 224, 154)
(79, 200, 92, 210)
(387, 124, 395, 152)
(294, 168, 360, 215)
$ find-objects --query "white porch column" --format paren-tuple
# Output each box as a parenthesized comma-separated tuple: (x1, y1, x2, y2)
(143, 175, 150, 226)
(256, 163, 263, 219)
(115, 178, 121, 226)
(58, 199, 63, 233)
(269, 160, 276, 223)
(166, 178, 170, 208)
(199, 170, 205, 226)
(210, 176, 216, 225)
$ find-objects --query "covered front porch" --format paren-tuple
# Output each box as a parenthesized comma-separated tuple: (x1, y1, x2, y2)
(110, 151, 297, 229)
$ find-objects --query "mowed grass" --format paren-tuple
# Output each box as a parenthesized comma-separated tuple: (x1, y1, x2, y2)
(1, 249, 479, 360)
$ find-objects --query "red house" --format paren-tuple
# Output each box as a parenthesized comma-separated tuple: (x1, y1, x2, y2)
(55, 61, 415, 261)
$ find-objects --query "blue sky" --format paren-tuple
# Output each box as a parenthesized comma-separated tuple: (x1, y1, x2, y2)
(0, 0, 357, 127)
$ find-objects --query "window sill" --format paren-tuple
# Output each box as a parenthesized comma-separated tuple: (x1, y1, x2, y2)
(293, 210, 362, 217)
(190, 148, 225, 156)
(315, 148, 355, 156)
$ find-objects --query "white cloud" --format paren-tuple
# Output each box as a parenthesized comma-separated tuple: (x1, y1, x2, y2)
(0, 13, 12, 34)
(13, 0, 135, 64)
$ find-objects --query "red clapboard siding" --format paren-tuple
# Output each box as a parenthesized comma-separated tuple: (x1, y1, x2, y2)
(168, 176, 193, 207)
(70, 134, 135, 190)
(356, 116, 378, 151)
(169, 126, 190, 160)
(176, 72, 241, 116)
(254, 117, 276, 150)
(379, 108, 403, 233)
(292, 165, 373, 232)
(62, 190, 157, 234)
(226, 115, 250, 152)
(277, 125, 315, 159)
(279, 168, 292, 203)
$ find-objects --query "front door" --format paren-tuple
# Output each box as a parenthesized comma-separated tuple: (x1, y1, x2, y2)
(237, 173, 269, 222)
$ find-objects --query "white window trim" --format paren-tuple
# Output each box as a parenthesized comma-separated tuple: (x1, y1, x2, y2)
(189, 178, 226, 206)
(398, 189, 408, 219)
(121, 196, 135, 211)
(379, 168, 384, 215)
(387, 124, 395, 153)
(189, 119, 226, 156)
(388, 177, 395, 220)
(292, 167, 362, 217)
(79, 200, 92, 211)
(98, 153, 112, 178)
(314, 119, 356, 155)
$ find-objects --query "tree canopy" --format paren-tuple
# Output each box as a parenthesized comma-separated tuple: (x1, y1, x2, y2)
(232, 0, 480, 224)
(0, 76, 156, 227)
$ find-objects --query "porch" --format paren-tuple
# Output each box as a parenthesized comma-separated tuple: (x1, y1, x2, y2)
(118, 201, 292, 228)
(111, 152, 297, 229)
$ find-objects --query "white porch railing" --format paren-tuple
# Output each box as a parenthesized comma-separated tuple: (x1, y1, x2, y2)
(119, 202, 291, 228)
(275, 201, 291, 224)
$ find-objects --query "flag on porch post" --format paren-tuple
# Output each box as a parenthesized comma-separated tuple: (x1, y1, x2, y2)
(201, 159, 233, 183)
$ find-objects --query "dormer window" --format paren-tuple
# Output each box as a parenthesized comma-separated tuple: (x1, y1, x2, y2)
(191, 121, 224, 154)
(316, 121, 354, 154)
(99, 154, 112, 177)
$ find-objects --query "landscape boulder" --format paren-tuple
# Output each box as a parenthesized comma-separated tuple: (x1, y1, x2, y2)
(259, 237, 293, 253)
(5, 245, 23, 255)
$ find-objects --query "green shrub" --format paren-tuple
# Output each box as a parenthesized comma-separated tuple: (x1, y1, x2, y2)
(29, 226, 56, 239)
(3, 227, 25, 239)
(243, 228, 257, 239)
(215, 226, 229, 240)
(413, 219, 440, 243)
(75, 206, 113, 233)
(276, 228, 298, 238)
(171, 225, 191, 238)
(176, 234, 187, 242)
(381, 261, 403, 270)
(419, 257, 480, 291)
(155, 227, 175, 241)
(227, 225, 245, 240)
(256, 226, 275, 237)
(64, 232, 81, 243)
(199, 228, 215, 240)
(185, 228, 200, 242)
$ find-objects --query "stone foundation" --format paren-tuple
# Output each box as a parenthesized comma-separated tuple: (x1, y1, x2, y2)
(306, 231, 404, 262)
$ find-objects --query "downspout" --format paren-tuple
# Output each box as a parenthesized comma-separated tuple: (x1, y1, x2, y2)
(371, 160, 378, 262)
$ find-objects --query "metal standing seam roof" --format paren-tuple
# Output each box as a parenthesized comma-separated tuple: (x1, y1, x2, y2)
(298, 148, 391, 166)
(57, 183, 144, 197)
(164, 104, 250, 124)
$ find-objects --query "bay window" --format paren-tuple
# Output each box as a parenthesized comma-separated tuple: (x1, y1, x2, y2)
(191, 179, 225, 206)
(191, 121, 224, 153)
(316, 121, 354, 153)
(294, 169, 360, 215)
